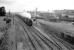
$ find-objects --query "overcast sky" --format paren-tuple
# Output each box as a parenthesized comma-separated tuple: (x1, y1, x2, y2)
(0, 0, 74, 12)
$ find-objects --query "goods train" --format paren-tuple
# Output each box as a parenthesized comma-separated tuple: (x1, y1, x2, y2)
(16, 12, 33, 26)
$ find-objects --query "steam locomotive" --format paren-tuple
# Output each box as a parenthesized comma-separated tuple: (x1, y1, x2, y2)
(16, 12, 33, 26)
(22, 17, 33, 26)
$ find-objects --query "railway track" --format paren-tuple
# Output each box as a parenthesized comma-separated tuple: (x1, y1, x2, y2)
(15, 16, 72, 50)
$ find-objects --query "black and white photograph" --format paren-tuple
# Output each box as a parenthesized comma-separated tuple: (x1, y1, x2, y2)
(0, 0, 74, 50)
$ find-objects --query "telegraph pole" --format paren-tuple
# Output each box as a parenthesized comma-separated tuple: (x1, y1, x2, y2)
(13, 13, 14, 25)
(35, 8, 37, 16)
